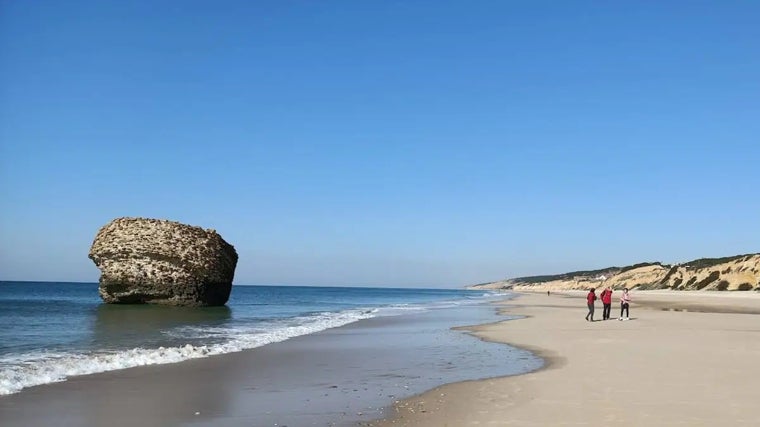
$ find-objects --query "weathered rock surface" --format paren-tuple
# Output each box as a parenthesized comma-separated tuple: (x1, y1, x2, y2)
(89, 217, 238, 306)
(468, 253, 760, 292)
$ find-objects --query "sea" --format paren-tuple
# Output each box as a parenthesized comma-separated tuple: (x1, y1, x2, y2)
(0, 281, 539, 403)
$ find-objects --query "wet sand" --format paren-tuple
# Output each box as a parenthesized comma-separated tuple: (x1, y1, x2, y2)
(0, 303, 539, 427)
(370, 290, 760, 426)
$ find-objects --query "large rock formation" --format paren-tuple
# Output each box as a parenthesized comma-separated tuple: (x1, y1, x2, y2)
(469, 253, 760, 292)
(89, 217, 238, 306)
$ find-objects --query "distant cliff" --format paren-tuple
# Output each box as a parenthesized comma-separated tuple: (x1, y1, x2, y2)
(468, 253, 760, 292)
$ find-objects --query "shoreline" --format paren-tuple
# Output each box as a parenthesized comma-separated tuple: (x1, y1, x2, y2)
(0, 299, 538, 427)
(367, 290, 760, 426)
(4, 290, 759, 426)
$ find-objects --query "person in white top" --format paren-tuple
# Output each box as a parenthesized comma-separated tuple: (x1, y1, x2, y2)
(619, 288, 631, 320)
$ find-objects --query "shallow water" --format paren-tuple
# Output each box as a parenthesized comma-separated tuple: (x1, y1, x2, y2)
(0, 281, 523, 396)
(202, 304, 543, 427)
(0, 300, 542, 427)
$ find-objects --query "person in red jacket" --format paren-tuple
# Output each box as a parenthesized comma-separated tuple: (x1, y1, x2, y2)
(585, 288, 597, 321)
(599, 287, 613, 320)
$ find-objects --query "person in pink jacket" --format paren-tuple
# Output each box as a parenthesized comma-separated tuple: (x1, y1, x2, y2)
(619, 288, 631, 320)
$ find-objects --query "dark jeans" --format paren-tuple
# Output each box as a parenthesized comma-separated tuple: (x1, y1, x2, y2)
(586, 303, 594, 320)
(620, 303, 629, 318)
(602, 303, 611, 320)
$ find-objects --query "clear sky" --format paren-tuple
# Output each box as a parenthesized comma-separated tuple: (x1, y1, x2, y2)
(1, 1, 758, 287)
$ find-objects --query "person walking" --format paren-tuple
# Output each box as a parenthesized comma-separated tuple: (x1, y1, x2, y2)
(600, 287, 613, 320)
(619, 288, 631, 320)
(585, 288, 597, 321)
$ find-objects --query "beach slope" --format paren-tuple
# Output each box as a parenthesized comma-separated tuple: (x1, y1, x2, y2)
(371, 291, 760, 426)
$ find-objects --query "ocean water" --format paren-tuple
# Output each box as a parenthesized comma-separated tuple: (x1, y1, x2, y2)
(0, 281, 508, 396)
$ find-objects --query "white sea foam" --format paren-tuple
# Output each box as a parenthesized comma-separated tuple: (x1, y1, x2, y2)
(0, 309, 375, 395)
(0, 293, 500, 396)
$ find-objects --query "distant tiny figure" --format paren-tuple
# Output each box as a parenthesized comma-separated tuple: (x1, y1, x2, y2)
(619, 288, 631, 320)
(547, 290, 550, 296)
(600, 287, 613, 320)
(585, 288, 597, 321)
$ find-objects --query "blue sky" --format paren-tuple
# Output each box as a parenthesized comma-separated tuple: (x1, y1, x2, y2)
(1, 1, 758, 287)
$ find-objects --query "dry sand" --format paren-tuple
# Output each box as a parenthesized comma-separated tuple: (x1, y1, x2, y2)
(369, 290, 760, 426)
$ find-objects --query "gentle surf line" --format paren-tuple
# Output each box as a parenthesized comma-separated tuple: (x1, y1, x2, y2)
(0, 308, 376, 395)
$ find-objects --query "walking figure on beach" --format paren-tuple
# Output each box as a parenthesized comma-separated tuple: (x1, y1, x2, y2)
(585, 288, 597, 321)
(599, 287, 613, 320)
(619, 288, 631, 320)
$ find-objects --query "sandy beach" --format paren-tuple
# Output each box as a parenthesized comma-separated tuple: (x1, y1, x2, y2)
(370, 290, 760, 426)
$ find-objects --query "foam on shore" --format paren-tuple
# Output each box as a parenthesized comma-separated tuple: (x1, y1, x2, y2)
(0, 309, 375, 395)
(0, 293, 503, 396)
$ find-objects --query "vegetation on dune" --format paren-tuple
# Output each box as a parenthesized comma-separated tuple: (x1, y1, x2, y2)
(695, 271, 721, 290)
(680, 254, 756, 270)
(618, 262, 664, 274)
(512, 261, 664, 285)
(491, 253, 760, 290)
(468, 280, 501, 287)
(511, 266, 620, 284)
(632, 282, 656, 290)
(659, 265, 680, 284)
